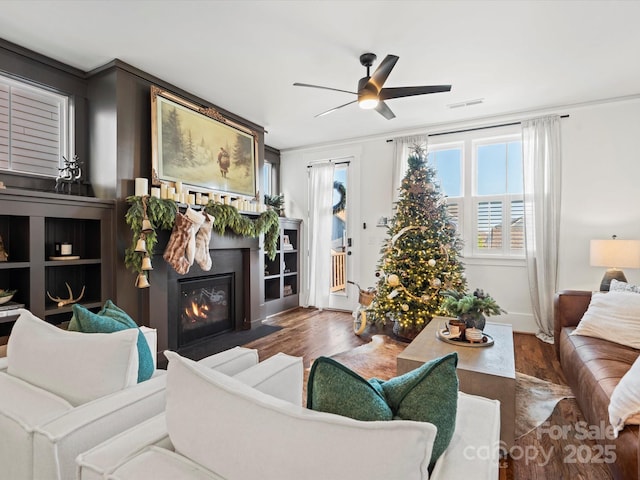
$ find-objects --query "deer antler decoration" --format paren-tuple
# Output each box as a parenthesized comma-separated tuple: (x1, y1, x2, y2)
(47, 283, 85, 307)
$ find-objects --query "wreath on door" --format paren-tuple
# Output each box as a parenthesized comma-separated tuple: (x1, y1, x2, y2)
(333, 181, 346, 215)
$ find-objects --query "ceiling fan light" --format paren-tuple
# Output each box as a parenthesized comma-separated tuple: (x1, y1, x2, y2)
(359, 98, 379, 110)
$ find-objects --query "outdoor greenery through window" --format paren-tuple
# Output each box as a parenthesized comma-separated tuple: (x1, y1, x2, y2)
(425, 130, 524, 258)
(0, 73, 70, 177)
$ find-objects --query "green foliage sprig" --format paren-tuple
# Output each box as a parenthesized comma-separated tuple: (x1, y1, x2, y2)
(125, 196, 279, 273)
(125, 196, 177, 273)
(203, 202, 279, 261)
(440, 288, 506, 318)
(264, 193, 284, 216)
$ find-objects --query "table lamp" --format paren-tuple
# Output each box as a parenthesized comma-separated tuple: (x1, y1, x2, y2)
(590, 236, 640, 291)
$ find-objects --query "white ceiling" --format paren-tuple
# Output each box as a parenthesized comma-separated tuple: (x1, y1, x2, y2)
(1, 1, 639, 151)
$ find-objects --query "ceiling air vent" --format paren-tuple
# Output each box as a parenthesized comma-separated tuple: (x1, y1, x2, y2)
(447, 98, 484, 109)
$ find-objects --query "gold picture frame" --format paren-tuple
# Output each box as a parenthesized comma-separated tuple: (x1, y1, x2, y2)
(151, 86, 258, 197)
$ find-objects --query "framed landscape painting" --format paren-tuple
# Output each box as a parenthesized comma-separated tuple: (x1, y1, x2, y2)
(151, 86, 258, 197)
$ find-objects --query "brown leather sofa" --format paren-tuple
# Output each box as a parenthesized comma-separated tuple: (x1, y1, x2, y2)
(554, 290, 640, 480)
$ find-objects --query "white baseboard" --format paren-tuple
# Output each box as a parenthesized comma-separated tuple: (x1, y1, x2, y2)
(488, 312, 538, 334)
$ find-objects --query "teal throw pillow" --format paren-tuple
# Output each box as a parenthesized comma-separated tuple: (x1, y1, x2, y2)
(371, 352, 459, 470)
(69, 301, 154, 382)
(307, 356, 393, 421)
(307, 352, 458, 470)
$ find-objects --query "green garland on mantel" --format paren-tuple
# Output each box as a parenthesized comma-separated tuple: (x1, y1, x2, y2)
(125, 196, 280, 274)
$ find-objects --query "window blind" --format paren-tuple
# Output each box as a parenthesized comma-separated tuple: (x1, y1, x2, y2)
(0, 76, 67, 177)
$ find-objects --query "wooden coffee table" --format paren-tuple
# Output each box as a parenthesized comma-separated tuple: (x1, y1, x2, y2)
(397, 318, 515, 447)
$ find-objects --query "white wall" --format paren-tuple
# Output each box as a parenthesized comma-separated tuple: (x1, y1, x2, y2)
(281, 96, 640, 333)
(558, 98, 640, 290)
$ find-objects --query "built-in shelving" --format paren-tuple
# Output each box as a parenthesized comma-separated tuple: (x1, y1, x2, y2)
(263, 217, 302, 316)
(0, 188, 114, 333)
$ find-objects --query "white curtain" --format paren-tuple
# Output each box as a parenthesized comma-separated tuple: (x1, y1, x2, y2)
(304, 162, 335, 310)
(392, 134, 428, 203)
(522, 115, 562, 343)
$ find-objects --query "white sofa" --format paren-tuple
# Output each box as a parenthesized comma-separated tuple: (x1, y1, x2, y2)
(77, 350, 501, 480)
(0, 309, 260, 480)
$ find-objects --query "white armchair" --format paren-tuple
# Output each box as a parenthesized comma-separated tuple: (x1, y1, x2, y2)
(77, 352, 303, 480)
(77, 351, 500, 480)
(0, 309, 259, 480)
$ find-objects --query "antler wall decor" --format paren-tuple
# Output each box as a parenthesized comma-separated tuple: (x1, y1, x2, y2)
(47, 283, 85, 307)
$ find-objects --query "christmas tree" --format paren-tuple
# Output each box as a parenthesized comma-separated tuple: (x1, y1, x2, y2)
(369, 146, 466, 338)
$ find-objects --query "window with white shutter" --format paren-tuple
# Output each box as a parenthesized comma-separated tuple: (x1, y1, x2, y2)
(0, 74, 69, 177)
(427, 130, 524, 259)
(446, 202, 462, 234)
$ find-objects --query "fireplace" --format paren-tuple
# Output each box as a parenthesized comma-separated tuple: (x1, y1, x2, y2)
(148, 229, 264, 355)
(178, 274, 235, 348)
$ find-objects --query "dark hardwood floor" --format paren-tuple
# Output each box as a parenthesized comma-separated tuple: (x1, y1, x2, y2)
(244, 307, 613, 480)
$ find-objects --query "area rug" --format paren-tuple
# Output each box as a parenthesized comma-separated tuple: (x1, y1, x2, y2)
(515, 372, 574, 439)
(327, 334, 575, 439)
(177, 324, 283, 363)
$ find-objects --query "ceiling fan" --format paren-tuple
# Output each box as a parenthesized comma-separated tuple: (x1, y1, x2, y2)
(294, 53, 451, 120)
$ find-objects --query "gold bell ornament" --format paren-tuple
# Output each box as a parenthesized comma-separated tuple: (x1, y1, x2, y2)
(141, 255, 153, 271)
(135, 272, 150, 288)
(141, 218, 154, 234)
(135, 234, 147, 253)
(140, 195, 154, 234)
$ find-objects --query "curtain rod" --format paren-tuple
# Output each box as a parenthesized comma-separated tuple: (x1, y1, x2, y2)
(385, 114, 570, 142)
(307, 160, 351, 168)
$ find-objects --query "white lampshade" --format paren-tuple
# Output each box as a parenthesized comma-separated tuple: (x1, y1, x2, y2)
(590, 239, 640, 268)
(590, 238, 640, 291)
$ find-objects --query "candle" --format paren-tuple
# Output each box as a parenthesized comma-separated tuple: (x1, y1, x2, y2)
(195, 192, 202, 204)
(188, 194, 196, 205)
(168, 187, 176, 198)
(151, 187, 160, 199)
(175, 181, 183, 194)
(173, 193, 181, 202)
(160, 184, 168, 199)
(134, 178, 148, 197)
(201, 195, 209, 205)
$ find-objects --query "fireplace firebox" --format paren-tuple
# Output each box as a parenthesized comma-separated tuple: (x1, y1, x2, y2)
(178, 274, 235, 348)
(156, 248, 246, 352)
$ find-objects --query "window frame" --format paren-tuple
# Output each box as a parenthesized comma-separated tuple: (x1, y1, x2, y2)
(0, 72, 72, 178)
(425, 127, 525, 262)
(263, 160, 273, 196)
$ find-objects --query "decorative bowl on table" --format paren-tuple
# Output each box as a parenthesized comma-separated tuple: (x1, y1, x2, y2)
(0, 289, 17, 305)
(465, 327, 484, 343)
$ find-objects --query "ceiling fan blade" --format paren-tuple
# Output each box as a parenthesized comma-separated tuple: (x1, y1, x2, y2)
(375, 101, 395, 120)
(315, 100, 358, 118)
(293, 82, 356, 95)
(379, 85, 452, 101)
(368, 55, 399, 91)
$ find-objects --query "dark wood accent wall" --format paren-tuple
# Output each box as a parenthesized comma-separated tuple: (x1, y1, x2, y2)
(0, 39, 267, 328)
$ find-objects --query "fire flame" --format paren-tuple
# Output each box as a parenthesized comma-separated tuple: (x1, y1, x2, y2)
(184, 300, 210, 323)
